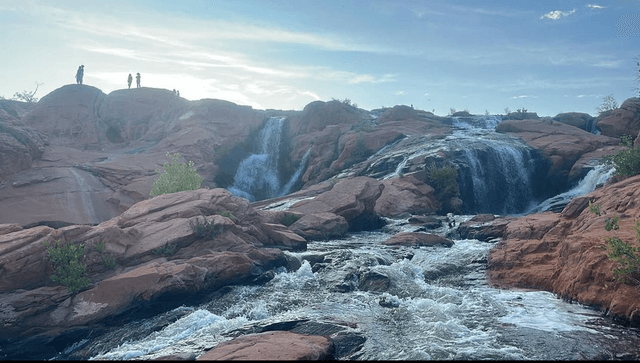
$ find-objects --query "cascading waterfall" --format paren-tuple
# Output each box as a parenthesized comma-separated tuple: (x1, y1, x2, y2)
(455, 137, 538, 215)
(228, 117, 309, 202)
(530, 163, 614, 213)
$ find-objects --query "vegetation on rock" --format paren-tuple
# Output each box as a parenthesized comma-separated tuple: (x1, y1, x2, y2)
(281, 213, 301, 226)
(604, 135, 640, 177)
(44, 239, 91, 294)
(597, 94, 618, 115)
(150, 152, 203, 197)
(191, 216, 223, 240)
(425, 162, 460, 213)
(589, 200, 640, 285)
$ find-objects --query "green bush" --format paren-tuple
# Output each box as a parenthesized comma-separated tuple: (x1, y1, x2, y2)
(425, 162, 460, 213)
(603, 135, 640, 177)
(44, 240, 91, 294)
(191, 216, 223, 240)
(153, 244, 176, 256)
(589, 200, 640, 284)
(150, 152, 204, 197)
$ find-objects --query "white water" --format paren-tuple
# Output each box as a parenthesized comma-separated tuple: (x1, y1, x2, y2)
(530, 163, 615, 213)
(228, 117, 309, 202)
(83, 217, 636, 361)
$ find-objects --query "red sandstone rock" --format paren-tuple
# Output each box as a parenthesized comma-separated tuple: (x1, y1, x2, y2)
(496, 118, 619, 179)
(374, 174, 438, 217)
(488, 174, 640, 323)
(384, 232, 454, 247)
(596, 97, 640, 139)
(197, 331, 333, 361)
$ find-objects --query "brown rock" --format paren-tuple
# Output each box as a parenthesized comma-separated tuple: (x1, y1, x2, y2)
(384, 232, 454, 247)
(596, 97, 640, 139)
(0, 108, 47, 178)
(374, 175, 438, 217)
(289, 212, 349, 241)
(496, 118, 619, 179)
(457, 214, 514, 242)
(197, 331, 333, 361)
(553, 112, 595, 131)
(289, 177, 384, 223)
(488, 174, 640, 323)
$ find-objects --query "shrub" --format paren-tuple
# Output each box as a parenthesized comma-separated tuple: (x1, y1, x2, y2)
(281, 214, 301, 226)
(603, 135, 640, 177)
(425, 162, 460, 213)
(153, 244, 176, 256)
(589, 201, 640, 284)
(597, 94, 618, 115)
(44, 240, 91, 294)
(150, 152, 203, 197)
(191, 216, 223, 240)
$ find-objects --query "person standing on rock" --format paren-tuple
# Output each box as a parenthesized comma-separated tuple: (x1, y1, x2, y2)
(136, 72, 141, 88)
(127, 73, 133, 89)
(75, 65, 84, 85)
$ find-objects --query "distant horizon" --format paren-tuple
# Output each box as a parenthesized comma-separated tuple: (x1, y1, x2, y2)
(5, 82, 639, 119)
(1, 1, 639, 117)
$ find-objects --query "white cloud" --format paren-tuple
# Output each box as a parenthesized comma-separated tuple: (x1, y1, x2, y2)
(511, 95, 538, 99)
(587, 4, 606, 10)
(396, 91, 406, 96)
(541, 9, 576, 20)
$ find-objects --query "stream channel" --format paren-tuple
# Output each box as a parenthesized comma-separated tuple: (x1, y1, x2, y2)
(55, 215, 640, 360)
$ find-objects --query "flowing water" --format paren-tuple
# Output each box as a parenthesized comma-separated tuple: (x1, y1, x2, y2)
(49, 114, 640, 360)
(54, 216, 640, 361)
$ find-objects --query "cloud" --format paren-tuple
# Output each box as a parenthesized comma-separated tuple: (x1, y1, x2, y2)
(511, 95, 538, 99)
(395, 91, 406, 96)
(541, 9, 576, 20)
(587, 4, 606, 10)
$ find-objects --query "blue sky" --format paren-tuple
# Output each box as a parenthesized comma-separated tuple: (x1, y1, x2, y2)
(1, 0, 639, 116)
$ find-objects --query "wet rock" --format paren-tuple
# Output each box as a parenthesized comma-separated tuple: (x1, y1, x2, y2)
(197, 331, 333, 361)
(408, 215, 443, 229)
(289, 212, 349, 241)
(456, 214, 514, 242)
(359, 270, 391, 292)
(383, 232, 454, 247)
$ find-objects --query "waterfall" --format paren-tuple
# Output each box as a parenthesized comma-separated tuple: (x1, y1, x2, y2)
(454, 134, 541, 215)
(530, 164, 614, 213)
(228, 117, 309, 202)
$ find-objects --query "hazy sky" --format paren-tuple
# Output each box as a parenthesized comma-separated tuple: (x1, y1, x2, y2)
(1, 0, 639, 116)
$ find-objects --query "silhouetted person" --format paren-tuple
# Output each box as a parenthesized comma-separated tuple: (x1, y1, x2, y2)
(76, 65, 84, 85)
(136, 73, 141, 88)
(128, 74, 133, 89)
(177, 90, 180, 97)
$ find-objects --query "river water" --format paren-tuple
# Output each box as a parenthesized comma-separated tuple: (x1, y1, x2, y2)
(54, 216, 640, 361)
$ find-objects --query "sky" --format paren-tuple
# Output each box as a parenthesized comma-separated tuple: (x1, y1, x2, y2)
(1, 0, 639, 117)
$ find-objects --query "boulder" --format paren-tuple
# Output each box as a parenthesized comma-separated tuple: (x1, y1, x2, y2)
(553, 112, 595, 132)
(289, 212, 349, 241)
(488, 174, 640, 323)
(374, 174, 439, 217)
(596, 97, 640, 139)
(289, 177, 384, 224)
(197, 331, 333, 361)
(383, 232, 454, 247)
(456, 214, 514, 242)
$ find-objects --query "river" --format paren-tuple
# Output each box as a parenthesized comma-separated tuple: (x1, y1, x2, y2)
(55, 216, 640, 360)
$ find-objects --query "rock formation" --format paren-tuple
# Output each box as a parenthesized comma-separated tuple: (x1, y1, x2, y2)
(488, 174, 640, 324)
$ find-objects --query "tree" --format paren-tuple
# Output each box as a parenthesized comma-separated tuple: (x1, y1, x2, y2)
(150, 153, 204, 197)
(12, 82, 42, 103)
(596, 94, 618, 115)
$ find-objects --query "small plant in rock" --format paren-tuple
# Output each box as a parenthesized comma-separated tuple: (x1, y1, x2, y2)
(216, 210, 237, 221)
(191, 217, 223, 240)
(589, 200, 640, 284)
(102, 255, 118, 269)
(44, 240, 91, 294)
(153, 243, 176, 256)
(603, 135, 640, 177)
(150, 152, 204, 197)
(281, 214, 301, 227)
(425, 162, 460, 213)
(95, 240, 106, 253)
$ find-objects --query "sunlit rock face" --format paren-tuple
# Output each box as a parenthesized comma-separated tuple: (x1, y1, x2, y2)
(597, 97, 640, 139)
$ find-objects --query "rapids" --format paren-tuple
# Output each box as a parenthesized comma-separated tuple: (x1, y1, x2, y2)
(55, 217, 640, 360)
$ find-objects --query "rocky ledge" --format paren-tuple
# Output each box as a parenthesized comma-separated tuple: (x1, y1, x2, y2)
(488, 174, 640, 324)
(0, 174, 438, 359)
